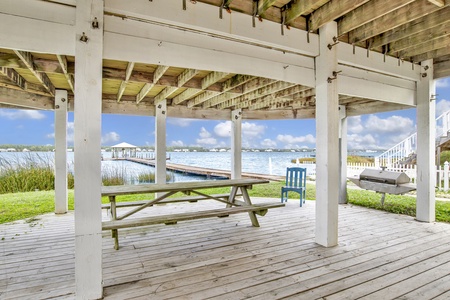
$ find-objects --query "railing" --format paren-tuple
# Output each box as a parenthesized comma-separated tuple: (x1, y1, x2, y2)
(376, 110, 450, 167)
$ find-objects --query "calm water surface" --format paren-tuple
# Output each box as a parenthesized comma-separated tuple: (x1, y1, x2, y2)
(0, 150, 380, 183)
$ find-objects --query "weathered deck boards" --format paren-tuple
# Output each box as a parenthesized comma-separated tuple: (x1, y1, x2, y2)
(1, 199, 450, 299)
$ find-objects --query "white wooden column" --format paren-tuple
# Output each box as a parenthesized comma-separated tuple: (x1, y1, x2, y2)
(314, 21, 339, 247)
(155, 100, 167, 188)
(74, 1, 104, 298)
(416, 59, 436, 222)
(54, 90, 68, 214)
(231, 109, 242, 179)
(339, 105, 348, 204)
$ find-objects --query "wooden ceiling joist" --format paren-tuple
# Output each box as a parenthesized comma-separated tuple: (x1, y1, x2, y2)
(136, 65, 169, 103)
(428, 0, 445, 7)
(56, 55, 74, 94)
(220, 81, 295, 110)
(412, 46, 450, 62)
(388, 24, 450, 54)
(310, 0, 371, 32)
(13, 50, 55, 96)
(186, 74, 253, 108)
(338, 0, 414, 36)
(284, 0, 328, 26)
(0, 67, 26, 90)
(116, 62, 134, 102)
(205, 77, 276, 109)
(370, 6, 450, 49)
(400, 35, 450, 59)
(348, 0, 447, 44)
(257, 0, 277, 17)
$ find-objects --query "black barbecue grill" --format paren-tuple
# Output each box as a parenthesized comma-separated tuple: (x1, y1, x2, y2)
(348, 168, 416, 205)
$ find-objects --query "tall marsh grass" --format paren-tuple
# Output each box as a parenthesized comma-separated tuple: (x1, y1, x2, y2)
(0, 154, 173, 193)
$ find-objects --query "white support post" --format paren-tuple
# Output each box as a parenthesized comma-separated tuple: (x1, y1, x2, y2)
(314, 22, 339, 247)
(74, 1, 104, 299)
(155, 100, 167, 190)
(54, 90, 68, 214)
(416, 59, 436, 222)
(339, 105, 348, 204)
(231, 109, 242, 179)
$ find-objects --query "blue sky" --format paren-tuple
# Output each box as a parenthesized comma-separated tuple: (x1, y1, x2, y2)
(1, 78, 449, 150)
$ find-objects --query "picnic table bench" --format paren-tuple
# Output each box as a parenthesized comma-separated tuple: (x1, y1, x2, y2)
(101, 179, 284, 249)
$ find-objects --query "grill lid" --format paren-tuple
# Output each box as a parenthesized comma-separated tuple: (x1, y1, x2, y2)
(358, 169, 410, 185)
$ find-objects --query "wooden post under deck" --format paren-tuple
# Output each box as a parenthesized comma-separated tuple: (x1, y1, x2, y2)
(315, 21, 339, 247)
(231, 109, 242, 179)
(155, 99, 167, 197)
(416, 59, 436, 222)
(54, 89, 68, 214)
(74, 0, 104, 298)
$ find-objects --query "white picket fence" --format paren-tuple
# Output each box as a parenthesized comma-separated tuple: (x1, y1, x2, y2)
(303, 161, 450, 191)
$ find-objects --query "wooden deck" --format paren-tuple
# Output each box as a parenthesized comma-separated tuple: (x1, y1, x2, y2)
(123, 157, 285, 181)
(1, 199, 450, 299)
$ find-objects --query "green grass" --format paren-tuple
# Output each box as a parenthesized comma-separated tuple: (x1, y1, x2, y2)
(1, 182, 450, 224)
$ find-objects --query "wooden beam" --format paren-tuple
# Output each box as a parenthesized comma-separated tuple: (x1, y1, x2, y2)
(428, 0, 445, 7)
(388, 25, 450, 53)
(285, 0, 328, 25)
(412, 46, 450, 62)
(222, 81, 295, 110)
(348, 0, 446, 44)
(186, 73, 249, 108)
(0, 67, 27, 90)
(248, 86, 313, 110)
(0, 87, 54, 110)
(177, 69, 199, 87)
(434, 58, 450, 78)
(338, 0, 414, 36)
(13, 50, 55, 96)
(116, 62, 134, 102)
(136, 65, 168, 103)
(206, 77, 276, 109)
(56, 55, 74, 93)
(400, 35, 450, 58)
(257, 0, 277, 17)
(310, 0, 371, 32)
(370, 7, 450, 48)
(154, 86, 178, 104)
(173, 71, 229, 105)
(172, 88, 203, 105)
(202, 71, 229, 90)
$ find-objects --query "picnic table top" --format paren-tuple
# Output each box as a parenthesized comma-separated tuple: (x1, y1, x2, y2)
(101, 178, 269, 196)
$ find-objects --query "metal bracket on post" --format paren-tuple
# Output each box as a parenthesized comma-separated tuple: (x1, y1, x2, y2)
(327, 36, 339, 50)
(327, 71, 342, 83)
(252, 0, 258, 27)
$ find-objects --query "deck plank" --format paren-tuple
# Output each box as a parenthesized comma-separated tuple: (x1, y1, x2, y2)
(1, 198, 450, 300)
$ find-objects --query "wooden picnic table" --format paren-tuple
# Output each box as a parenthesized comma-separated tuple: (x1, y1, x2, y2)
(102, 179, 285, 249)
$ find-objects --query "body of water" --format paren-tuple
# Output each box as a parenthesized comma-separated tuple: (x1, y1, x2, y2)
(0, 150, 383, 183)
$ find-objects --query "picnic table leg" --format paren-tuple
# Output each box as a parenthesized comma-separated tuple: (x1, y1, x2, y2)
(226, 186, 239, 208)
(109, 195, 119, 250)
(241, 187, 260, 227)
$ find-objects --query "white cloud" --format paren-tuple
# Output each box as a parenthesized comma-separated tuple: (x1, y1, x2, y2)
(346, 115, 415, 149)
(167, 118, 197, 127)
(242, 122, 266, 139)
(436, 78, 449, 88)
(347, 116, 364, 134)
(196, 127, 217, 145)
(214, 121, 231, 138)
(170, 140, 184, 147)
(0, 109, 46, 120)
(261, 138, 277, 148)
(276, 134, 316, 144)
(101, 132, 120, 144)
(436, 99, 450, 117)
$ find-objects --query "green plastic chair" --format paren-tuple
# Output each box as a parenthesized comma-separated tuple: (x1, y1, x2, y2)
(281, 167, 306, 207)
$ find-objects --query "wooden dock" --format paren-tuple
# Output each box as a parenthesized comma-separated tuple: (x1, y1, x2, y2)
(123, 157, 285, 181)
